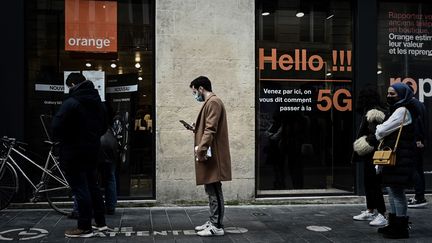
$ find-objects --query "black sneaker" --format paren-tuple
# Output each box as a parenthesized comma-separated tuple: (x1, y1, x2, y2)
(64, 228, 94, 238)
(407, 198, 427, 208)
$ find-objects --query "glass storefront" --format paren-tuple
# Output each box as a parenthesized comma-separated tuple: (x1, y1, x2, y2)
(256, 0, 354, 195)
(25, 0, 155, 198)
(377, 0, 432, 190)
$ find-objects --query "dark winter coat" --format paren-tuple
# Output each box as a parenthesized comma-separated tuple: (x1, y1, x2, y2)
(98, 128, 119, 165)
(52, 80, 107, 171)
(379, 108, 416, 188)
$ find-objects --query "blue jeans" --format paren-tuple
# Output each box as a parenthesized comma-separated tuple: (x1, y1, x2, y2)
(72, 163, 117, 213)
(68, 169, 106, 230)
(387, 186, 407, 216)
(100, 162, 117, 211)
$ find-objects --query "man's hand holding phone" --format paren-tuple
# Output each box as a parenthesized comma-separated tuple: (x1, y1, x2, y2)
(179, 120, 195, 131)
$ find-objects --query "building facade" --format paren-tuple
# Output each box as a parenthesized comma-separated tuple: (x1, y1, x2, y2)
(1, 0, 431, 203)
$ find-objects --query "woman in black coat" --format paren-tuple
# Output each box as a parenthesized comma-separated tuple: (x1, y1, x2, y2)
(374, 82, 417, 239)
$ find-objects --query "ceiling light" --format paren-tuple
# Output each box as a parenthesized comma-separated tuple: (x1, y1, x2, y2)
(135, 52, 141, 62)
(110, 63, 117, 68)
(377, 70, 383, 74)
(135, 63, 141, 69)
(138, 77, 143, 81)
(85, 62, 92, 67)
(262, 12, 270, 16)
(326, 72, 332, 76)
(296, 11, 304, 18)
(326, 14, 334, 19)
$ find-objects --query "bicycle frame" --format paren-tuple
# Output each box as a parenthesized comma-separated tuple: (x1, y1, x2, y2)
(2, 142, 69, 196)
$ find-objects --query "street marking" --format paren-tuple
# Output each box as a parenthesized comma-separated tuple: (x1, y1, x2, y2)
(0, 228, 48, 241)
(306, 226, 332, 232)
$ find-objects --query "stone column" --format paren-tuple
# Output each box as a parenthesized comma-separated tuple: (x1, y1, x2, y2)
(156, 0, 255, 203)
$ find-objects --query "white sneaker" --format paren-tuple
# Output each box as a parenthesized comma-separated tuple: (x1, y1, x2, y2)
(369, 213, 388, 226)
(353, 210, 375, 221)
(196, 225, 224, 237)
(195, 221, 212, 231)
(91, 225, 112, 231)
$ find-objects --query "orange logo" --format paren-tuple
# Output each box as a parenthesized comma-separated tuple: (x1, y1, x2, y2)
(65, 0, 117, 53)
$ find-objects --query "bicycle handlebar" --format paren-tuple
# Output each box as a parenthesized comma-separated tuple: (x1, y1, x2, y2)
(1, 136, 28, 147)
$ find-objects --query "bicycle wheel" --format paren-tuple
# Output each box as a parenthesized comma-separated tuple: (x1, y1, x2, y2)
(43, 164, 73, 215)
(0, 161, 18, 210)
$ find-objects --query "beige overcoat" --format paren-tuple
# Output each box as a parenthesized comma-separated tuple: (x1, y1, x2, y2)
(194, 94, 232, 185)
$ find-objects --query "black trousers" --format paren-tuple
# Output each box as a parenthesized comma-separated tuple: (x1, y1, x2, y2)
(67, 168, 106, 230)
(364, 161, 386, 214)
(414, 147, 425, 200)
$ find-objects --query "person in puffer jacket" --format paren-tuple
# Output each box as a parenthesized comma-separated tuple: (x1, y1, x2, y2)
(352, 87, 387, 227)
(374, 82, 417, 239)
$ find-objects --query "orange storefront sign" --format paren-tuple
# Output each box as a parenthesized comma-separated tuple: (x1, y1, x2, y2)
(65, 0, 117, 53)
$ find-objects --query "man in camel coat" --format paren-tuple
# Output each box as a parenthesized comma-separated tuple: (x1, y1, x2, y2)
(187, 76, 232, 237)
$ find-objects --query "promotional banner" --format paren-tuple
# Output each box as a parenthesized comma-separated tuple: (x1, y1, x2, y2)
(378, 2, 432, 102)
(65, 0, 117, 53)
(259, 48, 353, 113)
(378, 1, 432, 175)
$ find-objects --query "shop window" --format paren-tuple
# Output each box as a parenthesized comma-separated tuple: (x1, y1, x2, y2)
(377, 0, 432, 192)
(25, 0, 155, 199)
(256, 0, 354, 195)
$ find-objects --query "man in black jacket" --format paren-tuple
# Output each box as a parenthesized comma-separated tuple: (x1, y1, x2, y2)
(52, 73, 108, 238)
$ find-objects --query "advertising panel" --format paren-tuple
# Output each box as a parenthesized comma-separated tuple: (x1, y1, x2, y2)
(377, 1, 432, 183)
(65, 0, 117, 53)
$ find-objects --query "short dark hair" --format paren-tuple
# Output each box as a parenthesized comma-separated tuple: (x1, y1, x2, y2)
(66, 73, 86, 87)
(189, 76, 212, 92)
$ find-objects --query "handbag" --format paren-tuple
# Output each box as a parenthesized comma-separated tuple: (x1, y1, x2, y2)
(373, 109, 407, 166)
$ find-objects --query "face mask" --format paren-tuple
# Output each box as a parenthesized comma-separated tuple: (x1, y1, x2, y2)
(386, 96, 398, 105)
(194, 91, 204, 102)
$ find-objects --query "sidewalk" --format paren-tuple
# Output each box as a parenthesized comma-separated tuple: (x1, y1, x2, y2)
(0, 204, 431, 242)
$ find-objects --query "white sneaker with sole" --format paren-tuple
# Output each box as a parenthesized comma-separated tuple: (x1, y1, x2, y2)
(369, 213, 388, 226)
(353, 210, 375, 221)
(196, 225, 224, 237)
(92, 225, 112, 231)
(195, 221, 212, 231)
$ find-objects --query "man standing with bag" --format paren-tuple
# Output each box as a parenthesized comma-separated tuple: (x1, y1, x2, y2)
(188, 76, 232, 237)
(52, 73, 108, 238)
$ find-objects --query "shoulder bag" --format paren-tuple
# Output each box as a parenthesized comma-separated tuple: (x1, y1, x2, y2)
(372, 109, 407, 166)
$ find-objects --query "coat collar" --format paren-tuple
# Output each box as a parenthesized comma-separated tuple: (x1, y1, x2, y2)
(196, 93, 216, 124)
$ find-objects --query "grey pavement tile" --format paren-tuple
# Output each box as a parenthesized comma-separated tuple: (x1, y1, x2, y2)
(166, 208, 194, 229)
(226, 233, 250, 242)
(151, 209, 172, 230)
(174, 238, 203, 243)
(201, 237, 233, 243)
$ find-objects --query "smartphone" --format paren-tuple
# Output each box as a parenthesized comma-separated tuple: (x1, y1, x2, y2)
(179, 120, 194, 130)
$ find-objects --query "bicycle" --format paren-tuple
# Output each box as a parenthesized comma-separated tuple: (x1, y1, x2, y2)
(0, 136, 72, 215)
